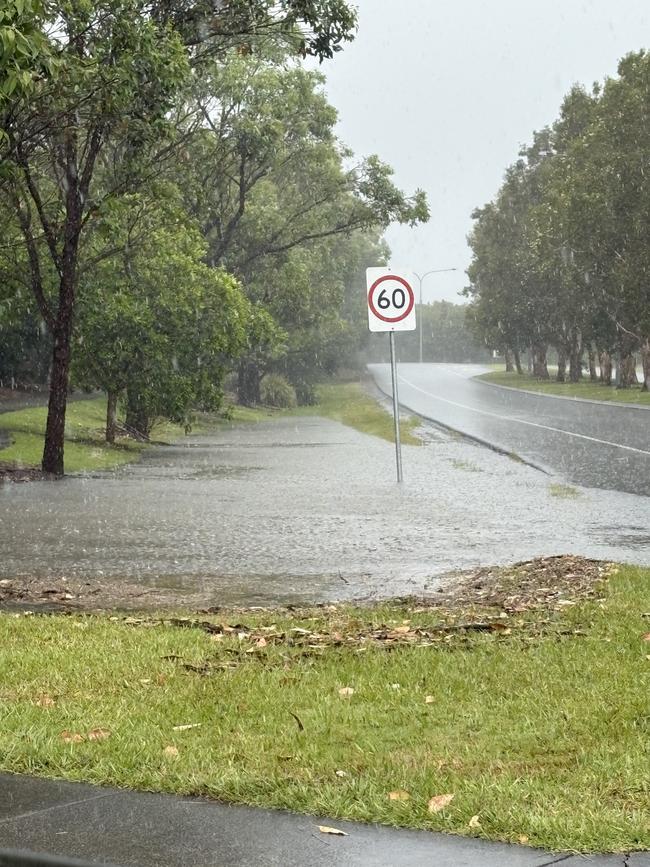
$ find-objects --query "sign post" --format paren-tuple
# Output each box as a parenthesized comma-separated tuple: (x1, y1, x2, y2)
(366, 267, 416, 483)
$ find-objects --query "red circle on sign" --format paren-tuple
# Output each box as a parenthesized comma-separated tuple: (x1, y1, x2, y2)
(368, 275, 415, 323)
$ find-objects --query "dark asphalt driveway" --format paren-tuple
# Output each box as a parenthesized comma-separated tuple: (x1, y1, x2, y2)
(369, 363, 650, 497)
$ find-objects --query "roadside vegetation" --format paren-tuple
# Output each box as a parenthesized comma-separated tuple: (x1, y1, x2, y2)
(0, 559, 648, 853)
(0, 383, 420, 476)
(479, 370, 650, 406)
(466, 51, 650, 392)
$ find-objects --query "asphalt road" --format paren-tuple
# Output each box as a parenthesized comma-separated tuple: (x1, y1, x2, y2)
(369, 363, 650, 497)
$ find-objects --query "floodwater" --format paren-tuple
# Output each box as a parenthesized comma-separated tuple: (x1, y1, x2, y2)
(1, 410, 650, 605)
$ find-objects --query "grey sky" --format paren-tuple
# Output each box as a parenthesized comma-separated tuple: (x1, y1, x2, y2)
(320, 0, 650, 303)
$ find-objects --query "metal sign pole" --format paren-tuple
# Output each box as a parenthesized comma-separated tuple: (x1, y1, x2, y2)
(389, 330, 403, 483)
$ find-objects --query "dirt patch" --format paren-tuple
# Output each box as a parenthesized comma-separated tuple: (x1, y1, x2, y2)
(0, 555, 613, 615)
(0, 463, 59, 483)
(433, 554, 613, 612)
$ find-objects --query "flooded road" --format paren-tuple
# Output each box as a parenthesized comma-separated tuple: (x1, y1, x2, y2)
(1, 410, 649, 605)
(370, 363, 650, 497)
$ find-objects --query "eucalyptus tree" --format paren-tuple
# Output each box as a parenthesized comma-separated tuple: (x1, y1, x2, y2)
(177, 55, 428, 403)
(0, 0, 358, 474)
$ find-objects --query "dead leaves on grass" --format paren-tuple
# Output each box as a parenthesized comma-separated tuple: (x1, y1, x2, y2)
(427, 793, 455, 813)
(60, 728, 111, 744)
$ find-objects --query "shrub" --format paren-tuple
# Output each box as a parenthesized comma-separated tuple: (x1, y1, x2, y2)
(260, 373, 297, 408)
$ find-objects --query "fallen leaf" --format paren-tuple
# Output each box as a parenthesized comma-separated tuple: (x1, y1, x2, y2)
(424, 695, 435, 704)
(338, 687, 354, 698)
(393, 625, 410, 634)
(139, 679, 152, 685)
(163, 745, 179, 758)
(643, 633, 650, 642)
(518, 835, 529, 844)
(318, 826, 348, 837)
(87, 728, 111, 741)
(255, 637, 267, 648)
(390, 683, 401, 690)
(35, 695, 56, 708)
(388, 790, 410, 801)
(60, 730, 84, 743)
(428, 793, 455, 813)
(335, 770, 348, 778)
(469, 815, 481, 828)
(173, 723, 202, 731)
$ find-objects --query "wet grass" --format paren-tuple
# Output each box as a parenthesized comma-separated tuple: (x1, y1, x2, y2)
(479, 370, 650, 405)
(0, 398, 191, 474)
(308, 382, 421, 446)
(1, 564, 649, 853)
(549, 483, 581, 499)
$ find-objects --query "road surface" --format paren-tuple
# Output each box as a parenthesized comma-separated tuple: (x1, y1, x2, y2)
(369, 363, 650, 497)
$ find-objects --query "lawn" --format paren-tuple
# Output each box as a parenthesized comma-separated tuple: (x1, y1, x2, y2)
(0, 382, 419, 475)
(1, 562, 649, 853)
(309, 381, 421, 446)
(479, 370, 650, 406)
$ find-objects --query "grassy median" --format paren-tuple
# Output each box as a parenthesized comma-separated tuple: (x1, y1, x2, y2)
(0, 561, 648, 853)
(479, 370, 650, 406)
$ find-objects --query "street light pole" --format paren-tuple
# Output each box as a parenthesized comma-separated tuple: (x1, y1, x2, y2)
(413, 268, 457, 363)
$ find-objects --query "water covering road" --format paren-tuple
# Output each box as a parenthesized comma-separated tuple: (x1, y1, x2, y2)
(1, 410, 650, 604)
(369, 363, 650, 497)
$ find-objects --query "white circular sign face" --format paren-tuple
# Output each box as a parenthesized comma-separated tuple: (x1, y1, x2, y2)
(366, 268, 417, 332)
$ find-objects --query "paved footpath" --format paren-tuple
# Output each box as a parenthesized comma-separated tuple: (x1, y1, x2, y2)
(0, 775, 647, 866)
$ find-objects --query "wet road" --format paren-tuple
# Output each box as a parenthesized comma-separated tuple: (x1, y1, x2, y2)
(1, 413, 650, 604)
(369, 363, 650, 497)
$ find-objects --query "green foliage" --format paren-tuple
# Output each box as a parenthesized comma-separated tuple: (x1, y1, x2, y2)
(260, 373, 297, 408)
(467, 51, 650, 386)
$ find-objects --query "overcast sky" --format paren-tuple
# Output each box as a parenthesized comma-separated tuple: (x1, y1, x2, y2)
(319, 0, 650, 303)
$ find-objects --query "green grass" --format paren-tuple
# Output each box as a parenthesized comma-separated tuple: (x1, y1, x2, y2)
(0, 382, 419, 475)
(1, 565, 649, 853)
(479, 370, 650, 406)
(308, 382, 421, 446)
(549, 483, 581, 499)
(0, 398, 149, 473)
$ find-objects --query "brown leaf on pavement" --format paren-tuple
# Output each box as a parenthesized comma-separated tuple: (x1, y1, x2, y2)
(318, 826, 348, 836)
(427, 793, 455, 813)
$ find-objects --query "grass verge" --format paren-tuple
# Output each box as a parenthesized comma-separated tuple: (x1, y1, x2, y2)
(307, 381, 421, 446)
(1, 562, 649, 853)
(479, 370, 650, 406)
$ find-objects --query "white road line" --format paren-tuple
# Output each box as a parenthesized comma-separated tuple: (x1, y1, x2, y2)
(398, 375, 650, 459)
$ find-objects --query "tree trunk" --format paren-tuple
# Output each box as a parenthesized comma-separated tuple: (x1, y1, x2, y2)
(641, 339, 650, 392)
(237, 359, 262, 405)
(532, 343, 549, 379)
(527, 347, 533, 375)
(599, 351, 612, 386)
(41, 318, 73, 476)
(568, 327, 583, 383)
(618, 352, 638, 388)
(556, 347, 567, 383)
(125, 387, 150, 439)
(504, 348, 515, 373)
(513, 349, 523, 375)
(106, 390, 118, 444)
(587, 346, 598, 382)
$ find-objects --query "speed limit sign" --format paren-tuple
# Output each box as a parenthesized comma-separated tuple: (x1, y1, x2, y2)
(366, 268, 417, 332)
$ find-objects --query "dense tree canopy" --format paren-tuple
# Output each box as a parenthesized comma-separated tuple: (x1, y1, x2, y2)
(466, 51, 650, 390)
(0, 0, 427, 472)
